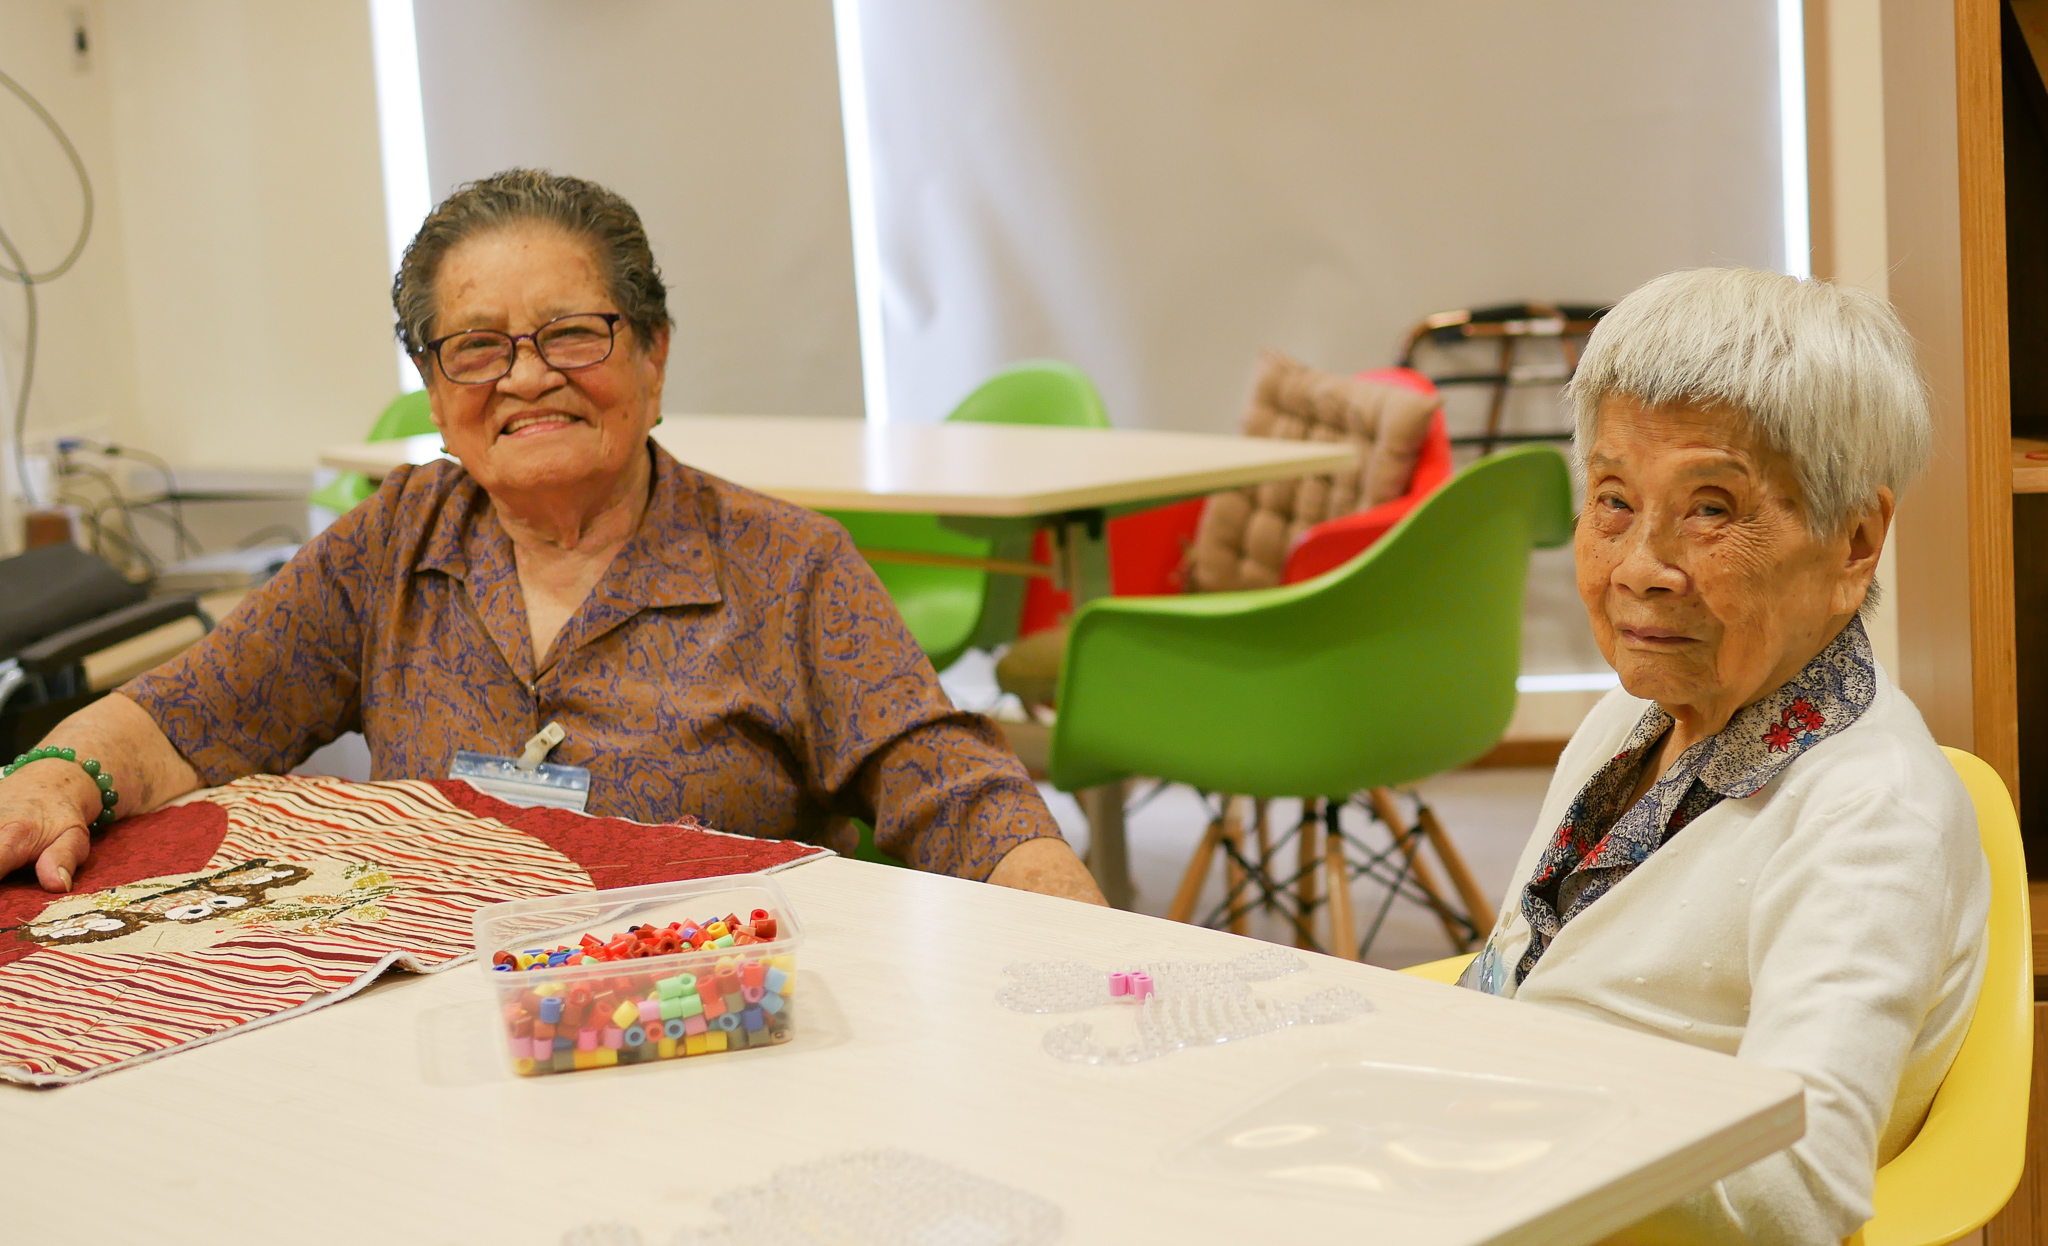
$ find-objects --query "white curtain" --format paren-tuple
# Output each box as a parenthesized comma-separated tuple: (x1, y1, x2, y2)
(412, 0, 864, 418)
(854, 0, 1785, 432)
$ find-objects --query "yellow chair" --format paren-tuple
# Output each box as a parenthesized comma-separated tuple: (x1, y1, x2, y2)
(1397, 747, 2032, 1246)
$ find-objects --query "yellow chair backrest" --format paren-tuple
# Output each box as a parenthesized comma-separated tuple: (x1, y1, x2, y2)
(1850, 748, 2031, 1246)
(1400, 748, 2031, 1246)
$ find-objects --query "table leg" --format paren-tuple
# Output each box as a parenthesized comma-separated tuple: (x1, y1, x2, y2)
(1057, 512, 1130, 907)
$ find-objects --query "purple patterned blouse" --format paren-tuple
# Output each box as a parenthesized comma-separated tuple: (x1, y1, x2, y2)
(123, 443, 1063, 879)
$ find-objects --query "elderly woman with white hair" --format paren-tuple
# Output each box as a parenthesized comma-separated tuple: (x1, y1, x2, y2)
(1458, 267, 1989, 1244)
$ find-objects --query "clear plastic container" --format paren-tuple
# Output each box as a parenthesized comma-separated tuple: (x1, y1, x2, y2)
(471, 874, 803, 1077)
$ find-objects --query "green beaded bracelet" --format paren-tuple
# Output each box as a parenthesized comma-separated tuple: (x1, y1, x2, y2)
(3, 746, 118, 830)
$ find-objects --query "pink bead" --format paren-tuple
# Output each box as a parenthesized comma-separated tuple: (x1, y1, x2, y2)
(1108, 971, 1130, 997)
(1130, 972, 1154, 1001)
(683, 1015, 707, 1036)
(507, 1037, 532, 1060)
(576, 1027, 597, 1052)
(602, 1026, 624, 1050)
(637, 999, 662, 1024)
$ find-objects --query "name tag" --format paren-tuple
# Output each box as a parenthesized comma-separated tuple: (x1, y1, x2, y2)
(447, 722, 590, 813)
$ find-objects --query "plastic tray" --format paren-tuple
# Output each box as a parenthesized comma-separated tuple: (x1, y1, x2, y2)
(471, 874, 802, 1077)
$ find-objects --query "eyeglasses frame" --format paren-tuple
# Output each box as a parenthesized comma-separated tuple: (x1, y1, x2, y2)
(422, 312, 626, 386)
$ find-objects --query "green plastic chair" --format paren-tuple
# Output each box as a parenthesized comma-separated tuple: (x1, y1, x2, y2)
(1048, 446, 1573, 955)
(307, 390, 436, 514)
(827, 360, 1109, 672)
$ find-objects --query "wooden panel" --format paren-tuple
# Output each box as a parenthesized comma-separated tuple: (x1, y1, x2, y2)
(1958, 0, 2020, 797)
(1887, 0, 1978, 753)
(1984, 1001, 2048, 1244)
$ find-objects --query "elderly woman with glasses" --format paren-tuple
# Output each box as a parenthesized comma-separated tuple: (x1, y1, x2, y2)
(1458, 268, 1988, 1244)
(0, 169, 1104, 905)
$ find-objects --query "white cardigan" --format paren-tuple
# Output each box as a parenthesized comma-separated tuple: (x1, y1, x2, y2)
(1465, 673, 1989, 1244)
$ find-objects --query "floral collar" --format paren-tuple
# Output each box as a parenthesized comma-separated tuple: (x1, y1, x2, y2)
(1460, 616, 1878, 995)
(1688, 614, 1878, 799)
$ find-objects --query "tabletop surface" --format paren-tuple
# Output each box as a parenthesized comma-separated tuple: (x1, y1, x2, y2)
(317, 415, 1360, 517)
(1, 857, 1802, 1246)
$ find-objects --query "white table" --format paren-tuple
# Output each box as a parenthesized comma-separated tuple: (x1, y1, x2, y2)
(0, 858, 1802, 1245)
(321, 416, 1357, 908)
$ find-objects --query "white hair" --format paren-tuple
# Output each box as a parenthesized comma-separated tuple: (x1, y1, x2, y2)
(1567, 267, 1932, 537)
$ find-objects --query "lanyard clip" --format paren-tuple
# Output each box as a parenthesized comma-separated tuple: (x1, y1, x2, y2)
(516, 721, 567, 771)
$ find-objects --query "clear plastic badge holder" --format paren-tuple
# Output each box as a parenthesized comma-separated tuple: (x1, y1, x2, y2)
(450, 749, 591, 812)
(1168, 1060, 1626, 1211)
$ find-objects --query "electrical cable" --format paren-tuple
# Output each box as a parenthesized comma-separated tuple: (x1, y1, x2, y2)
(0, 64, 95, 503)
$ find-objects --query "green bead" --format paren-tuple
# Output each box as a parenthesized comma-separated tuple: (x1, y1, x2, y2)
(80, 759, 100, 778)
(11, 754, 25, 766)
(56, 748, 73, 762)
(100, 788, 117, 807)
(94, 773, 112, 792)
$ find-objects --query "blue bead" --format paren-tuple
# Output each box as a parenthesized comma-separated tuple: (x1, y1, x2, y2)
(714, 1013, 740, 1032)
(623, 1025, 646, 1047)
(663, 1018, 686, 1040)
(539, 997, 563, 1024)
(742, 1006, 765, 1032)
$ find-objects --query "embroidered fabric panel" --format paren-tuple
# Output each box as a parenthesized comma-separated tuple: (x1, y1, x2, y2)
(1504, 617, 1879, 988)
(0, 775, 827, 1085)
(121, 444, 1059, 880)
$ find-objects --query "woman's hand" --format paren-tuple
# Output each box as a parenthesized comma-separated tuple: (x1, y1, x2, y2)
(0, 692, 202, 893)
(0, 759, 106, 892)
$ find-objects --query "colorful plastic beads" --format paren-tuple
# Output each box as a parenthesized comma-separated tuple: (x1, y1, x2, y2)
(493, 911, 795, 1076)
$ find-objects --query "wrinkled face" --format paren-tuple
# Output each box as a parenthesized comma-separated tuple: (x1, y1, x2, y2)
(421, 223, 668, 499)
(1575, 397, 1871, 722)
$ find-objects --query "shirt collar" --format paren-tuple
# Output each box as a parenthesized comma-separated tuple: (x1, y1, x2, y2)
(1682, 614, 1878, 799)
(413, 440, 723, 611)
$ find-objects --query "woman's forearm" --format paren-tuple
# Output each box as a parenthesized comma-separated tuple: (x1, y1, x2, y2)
(37, 691, 202, 817)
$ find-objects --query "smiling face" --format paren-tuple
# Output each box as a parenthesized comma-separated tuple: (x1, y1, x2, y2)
(420, 222, 669, 504)
(1575, 396, 1888, 735)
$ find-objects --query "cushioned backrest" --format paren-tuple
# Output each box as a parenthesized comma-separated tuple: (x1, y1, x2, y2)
(1189, 349, 1436, 592)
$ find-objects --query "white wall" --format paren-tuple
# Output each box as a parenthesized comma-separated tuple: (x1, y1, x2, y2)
(412, 0, 864, 419)
(0, 1, 139, 468)
(857, 0, 1786, 432)
(99, 0, 395, 472)
(0, 1, 397, 484)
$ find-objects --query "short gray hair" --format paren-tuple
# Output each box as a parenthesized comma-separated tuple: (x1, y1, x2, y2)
(392, 168, 672, 358)
(1566, 267, 1931, 536)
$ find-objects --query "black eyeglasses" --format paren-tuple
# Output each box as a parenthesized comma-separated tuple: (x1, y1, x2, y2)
(424, 312, 624, 385)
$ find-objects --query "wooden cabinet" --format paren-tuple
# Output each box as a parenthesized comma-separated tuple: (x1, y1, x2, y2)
(1941, 2, 2043, 1240)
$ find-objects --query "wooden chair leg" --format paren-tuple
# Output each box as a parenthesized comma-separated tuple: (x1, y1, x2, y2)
(1296, 799, 1323, 950)
(1324, 821, 1359, 961)
(1168, 815, 1225, 925)
(1416, 801, 1498, 938)
(1252, 799, 1273, 906)
(1219, 797, 1249, 936)
(1366, 788, 1469, 948)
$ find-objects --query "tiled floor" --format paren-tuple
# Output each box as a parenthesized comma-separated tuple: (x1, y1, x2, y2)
(1036, 768, 1552, 970)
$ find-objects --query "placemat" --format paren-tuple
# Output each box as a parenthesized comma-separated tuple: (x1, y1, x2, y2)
(0, 774, 829, 1086)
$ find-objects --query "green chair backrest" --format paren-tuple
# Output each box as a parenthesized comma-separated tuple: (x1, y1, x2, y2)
(1048, 446, 1573, 798)
(828, 361, 1110, 670)
(948, 359, 1110, 428)
(369, 389, 436, 441)
(309, 390, 440, 516)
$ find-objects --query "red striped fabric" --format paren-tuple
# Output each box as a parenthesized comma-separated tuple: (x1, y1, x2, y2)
(0, 775, 827, 1085)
